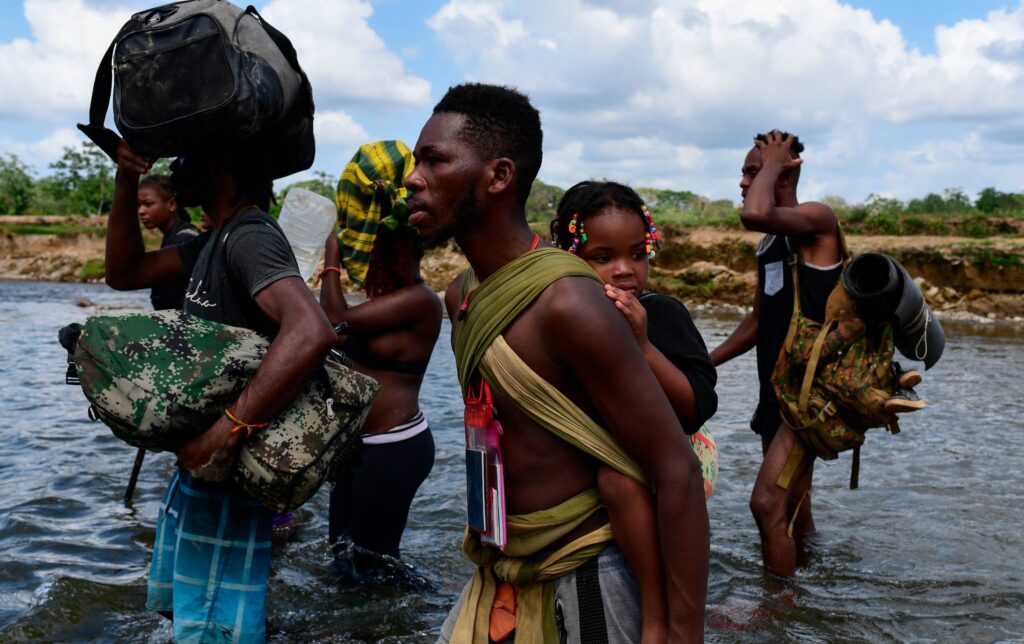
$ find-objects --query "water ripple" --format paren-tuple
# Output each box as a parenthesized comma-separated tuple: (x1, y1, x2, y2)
(2, 282, 1023, 640)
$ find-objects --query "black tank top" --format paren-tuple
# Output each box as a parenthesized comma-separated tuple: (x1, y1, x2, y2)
(755, 235, 842, 404)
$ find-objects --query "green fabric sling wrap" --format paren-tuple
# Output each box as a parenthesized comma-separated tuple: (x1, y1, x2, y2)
(454, 248, 596, 396)
(448, 248, 648, 642)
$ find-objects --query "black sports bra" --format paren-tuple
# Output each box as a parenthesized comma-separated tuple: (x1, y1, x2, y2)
(344, 333, 430, 376)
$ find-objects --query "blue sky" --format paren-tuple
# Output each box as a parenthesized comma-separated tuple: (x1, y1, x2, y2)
(1, 0, 1023, 204)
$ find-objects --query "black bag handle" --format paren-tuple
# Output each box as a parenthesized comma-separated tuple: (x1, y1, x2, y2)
(77, 38, 120, 161)
(245, 6, 314, 117)
(77, 19, 143, 162)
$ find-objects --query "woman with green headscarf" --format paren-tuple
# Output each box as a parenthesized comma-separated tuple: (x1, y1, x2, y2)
(319, 141, 442, 571)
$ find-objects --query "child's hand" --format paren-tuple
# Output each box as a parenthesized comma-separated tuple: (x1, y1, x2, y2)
(605, 284, 649, 348)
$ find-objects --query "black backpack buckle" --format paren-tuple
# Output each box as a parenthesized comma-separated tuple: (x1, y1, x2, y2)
(65, 359, 80, 386)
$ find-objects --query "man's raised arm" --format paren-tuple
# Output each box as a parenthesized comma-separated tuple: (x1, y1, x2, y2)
(105, 140, 188, 290)
(711, 285, 761, 367)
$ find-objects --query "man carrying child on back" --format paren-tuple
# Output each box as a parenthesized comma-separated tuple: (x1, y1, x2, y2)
(105, 138, 337, 641)
(407, 82, 709, 643)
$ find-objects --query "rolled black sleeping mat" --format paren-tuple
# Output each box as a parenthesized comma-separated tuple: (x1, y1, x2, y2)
(842, 252, 945, 369)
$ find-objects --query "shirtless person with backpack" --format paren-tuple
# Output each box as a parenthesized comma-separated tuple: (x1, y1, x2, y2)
(711, 130, 841, 576)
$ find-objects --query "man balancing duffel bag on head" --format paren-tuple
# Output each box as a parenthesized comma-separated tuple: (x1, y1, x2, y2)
(61, 310, 378, 512)
(77, 2, 325, 640)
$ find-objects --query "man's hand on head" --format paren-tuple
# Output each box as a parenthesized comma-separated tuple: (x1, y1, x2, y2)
(755, 130, 802, 172)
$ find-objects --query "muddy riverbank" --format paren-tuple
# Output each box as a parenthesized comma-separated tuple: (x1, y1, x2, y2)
(2, 221, 1022, 321)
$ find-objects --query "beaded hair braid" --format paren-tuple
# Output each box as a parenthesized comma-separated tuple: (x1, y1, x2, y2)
(567, 212, 587, 254)
(556, 201, 660, 257)
(640, 203, 661, 258)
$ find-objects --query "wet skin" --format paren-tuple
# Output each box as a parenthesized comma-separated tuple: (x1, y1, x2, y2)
(319, 233, 442, 435)
(408, 112, 709, 640)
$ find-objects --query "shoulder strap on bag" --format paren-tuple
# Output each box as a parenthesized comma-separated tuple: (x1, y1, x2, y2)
(782, 246, 803, 351)
(244, 6, 314, 118)
(77, 16, 150, 162)
(837, 222, 851, 262)
(77, 38, 121, 162)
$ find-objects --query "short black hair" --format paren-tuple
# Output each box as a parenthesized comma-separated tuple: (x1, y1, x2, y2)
(552, 180, 652, 252)
(138, 173, 190, 223)
(433, 83, 542, 204)
(755, 130, 805, 156)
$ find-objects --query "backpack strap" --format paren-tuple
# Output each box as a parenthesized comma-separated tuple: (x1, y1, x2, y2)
(783, 220, 850, 358)
(798, 319, 836, 419)
(77, 17, 145, 161)
(76, 37, 122, 162)
(837, 224, 851, 261)
(850, 446, 860, 489)
(782, 251, 803, 352)
(244, 6, 315, 119)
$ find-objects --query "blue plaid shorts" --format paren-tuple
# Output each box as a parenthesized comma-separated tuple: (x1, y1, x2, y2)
(147, 469, 272, 643)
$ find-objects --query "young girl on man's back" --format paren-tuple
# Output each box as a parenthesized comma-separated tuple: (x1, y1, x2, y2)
(552, 180, 719, 643)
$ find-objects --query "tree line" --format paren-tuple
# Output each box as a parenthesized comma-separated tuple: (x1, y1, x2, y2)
(2, 142, 1022, 225)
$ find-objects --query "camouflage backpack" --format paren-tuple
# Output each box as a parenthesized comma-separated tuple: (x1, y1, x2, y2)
(70, 310, 378, 511)
(771, 237, 901, 479)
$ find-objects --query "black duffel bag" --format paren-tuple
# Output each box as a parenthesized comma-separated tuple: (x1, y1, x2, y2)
(78, 0, 314, 179)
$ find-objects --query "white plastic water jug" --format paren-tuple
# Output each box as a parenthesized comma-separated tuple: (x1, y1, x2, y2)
(277, 187, 337, 280)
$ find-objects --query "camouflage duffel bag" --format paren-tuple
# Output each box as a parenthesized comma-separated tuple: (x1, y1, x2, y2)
(72, 310, 378, 511)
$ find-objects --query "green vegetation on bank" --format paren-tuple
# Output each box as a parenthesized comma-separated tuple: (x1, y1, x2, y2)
(524, 182, 1024, 238)
(0, 223, 107, 236)
(76, 258, 106, 281)
(2, 142, 1023, 238)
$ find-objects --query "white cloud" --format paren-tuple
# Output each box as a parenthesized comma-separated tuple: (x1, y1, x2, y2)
(542, 136, 706, 189)
(879, 133, 1024, 198)
(0, 0, 130, 123)
(427, 0, 527, 63)
(428, 0, 1024, 200)
(313, 110, 370, 147)
(1, 127, 84, 170)
(261, 0, 431, 108)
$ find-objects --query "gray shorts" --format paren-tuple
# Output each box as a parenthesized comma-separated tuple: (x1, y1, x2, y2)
(437, 544, 641, 643)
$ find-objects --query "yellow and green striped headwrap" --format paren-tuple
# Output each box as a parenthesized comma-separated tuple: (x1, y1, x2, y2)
(336, 140, 416, 288)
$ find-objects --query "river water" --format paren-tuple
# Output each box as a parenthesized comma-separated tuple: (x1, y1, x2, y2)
(1, 280, 1022, 643)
